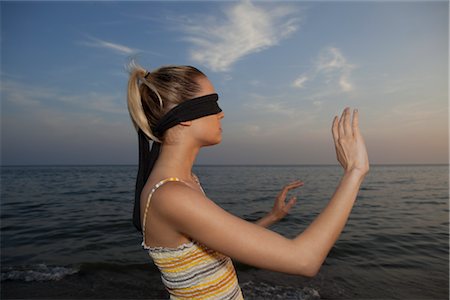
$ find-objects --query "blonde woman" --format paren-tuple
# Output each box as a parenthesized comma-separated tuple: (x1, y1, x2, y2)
(127, 63, 369, 299)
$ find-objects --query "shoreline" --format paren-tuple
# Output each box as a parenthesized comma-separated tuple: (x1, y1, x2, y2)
(1, 262, 327, 300)
(2, 260, 448, 300)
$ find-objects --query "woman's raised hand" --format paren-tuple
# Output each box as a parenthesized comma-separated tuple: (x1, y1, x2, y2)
(332, 108, 369, 176)
(270, 180, 304, 221)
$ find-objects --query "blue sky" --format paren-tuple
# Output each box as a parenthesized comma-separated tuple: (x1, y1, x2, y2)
(1, 0, 448, 165)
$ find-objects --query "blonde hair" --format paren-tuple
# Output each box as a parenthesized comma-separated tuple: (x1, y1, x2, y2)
(126, 60, 206, 143)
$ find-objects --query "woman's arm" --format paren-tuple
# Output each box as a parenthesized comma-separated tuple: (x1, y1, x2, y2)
(293, 169, 365, 275)
(294, 108, 369, 275)
(254, 213, 278, 228)
(150, 108, 368, 277)
(254, 180, 302, 228)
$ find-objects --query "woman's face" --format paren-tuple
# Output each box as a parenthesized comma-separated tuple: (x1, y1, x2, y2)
(190, 76, 224, 146)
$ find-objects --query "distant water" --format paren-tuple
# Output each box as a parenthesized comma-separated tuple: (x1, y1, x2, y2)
(1, 165, 448, 299)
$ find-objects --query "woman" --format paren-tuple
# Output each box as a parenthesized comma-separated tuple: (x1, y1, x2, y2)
(127, 63, 369, 299)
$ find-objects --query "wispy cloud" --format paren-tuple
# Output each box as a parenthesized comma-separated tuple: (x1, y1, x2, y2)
(1, 79, 137, 164)
(1, 79, 126, 115)
(292, 75, 308, 88)
(243, 93, 296, 117)
(292, 47, 355, 92)
(317, 47, 355, 92)
(1, 80, 54, 107)
(239, 91, 322, 138)
(179, 0, 300, 72)
(78, 35, 138, 55)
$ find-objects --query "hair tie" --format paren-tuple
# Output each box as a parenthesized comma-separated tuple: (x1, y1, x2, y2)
(144, 71, 150, 78)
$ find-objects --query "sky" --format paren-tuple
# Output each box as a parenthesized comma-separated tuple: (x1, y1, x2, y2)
(1, 0, 448, 165)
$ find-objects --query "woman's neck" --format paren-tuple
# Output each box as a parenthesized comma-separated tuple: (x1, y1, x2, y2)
(151, 141, 200, 181)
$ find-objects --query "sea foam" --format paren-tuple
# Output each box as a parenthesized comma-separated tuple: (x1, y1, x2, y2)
(1, 263, 78, 282)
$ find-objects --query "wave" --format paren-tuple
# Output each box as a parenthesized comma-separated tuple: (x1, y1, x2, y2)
(1, 263, 78, 282)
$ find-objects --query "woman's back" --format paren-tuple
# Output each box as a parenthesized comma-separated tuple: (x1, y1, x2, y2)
(141, 177, 244, 299)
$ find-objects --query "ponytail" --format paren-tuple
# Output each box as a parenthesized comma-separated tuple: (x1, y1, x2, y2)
(126, 61, 163, 143)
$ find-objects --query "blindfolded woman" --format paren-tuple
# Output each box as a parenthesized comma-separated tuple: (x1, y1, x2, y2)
(126, 62, 369, 299)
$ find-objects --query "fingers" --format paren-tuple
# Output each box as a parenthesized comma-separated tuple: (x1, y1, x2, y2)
(345, 108, 352, 135)
(338, 108, 346, 137)
(352, 109, 360, 137)
(277, 180, 303, 198)
(335, 107, 359, 138)
(284, 180, 304, 190)
(332, 116, 339, 144)
(284, 196, 297, 211)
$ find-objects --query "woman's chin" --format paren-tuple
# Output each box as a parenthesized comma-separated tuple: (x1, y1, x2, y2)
(203, 136, 222, 147)
(216, 134, 223, 144)
(212, 138, 222, 146)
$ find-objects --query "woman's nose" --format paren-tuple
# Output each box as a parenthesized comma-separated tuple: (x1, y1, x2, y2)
(218, 111, 224, 119)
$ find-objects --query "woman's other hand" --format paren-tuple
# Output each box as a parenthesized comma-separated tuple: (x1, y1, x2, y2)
(332, 108, 369, 177)
(270, 180, 304, 221)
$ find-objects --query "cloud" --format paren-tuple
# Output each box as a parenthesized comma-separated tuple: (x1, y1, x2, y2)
(292, 47, 355, 92)
(244, 124, 262, 136)
(316, 47, 347, 72)
(1, 80, 52, 107)
(316, 47, 355, 92)
(79, 35, 139, 55)
(239, 92, 322, 138)
(244, 93, 296, 117)
(313, 100, 322, 108)
(1, 79, 126, 115)
(180, 0, 300, 72)
(339, 74, 353, 92)
(292, 75, 308, 88)
(1, 79, 133, 164)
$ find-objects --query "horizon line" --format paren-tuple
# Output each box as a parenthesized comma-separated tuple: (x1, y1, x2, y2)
(1, 163, 449, 167)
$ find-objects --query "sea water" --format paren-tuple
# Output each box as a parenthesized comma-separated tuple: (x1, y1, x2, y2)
(1, 165, 448, 299)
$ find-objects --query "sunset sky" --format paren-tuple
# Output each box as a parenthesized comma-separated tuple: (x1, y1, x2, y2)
(1, 0, 448, 165)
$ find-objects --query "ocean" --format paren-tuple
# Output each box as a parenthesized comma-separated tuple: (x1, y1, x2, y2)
(1, 165, 448, 299)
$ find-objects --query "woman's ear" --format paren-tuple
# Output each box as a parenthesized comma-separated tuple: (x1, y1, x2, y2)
(179, 120, 192, 127)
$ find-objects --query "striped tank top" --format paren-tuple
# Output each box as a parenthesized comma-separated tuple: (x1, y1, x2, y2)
(141, 177, 244, 300)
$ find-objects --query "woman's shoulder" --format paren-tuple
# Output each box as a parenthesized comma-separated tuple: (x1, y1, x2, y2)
(150, 177, 203, 203)
(145, 175, 183, 192)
